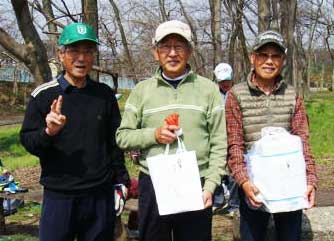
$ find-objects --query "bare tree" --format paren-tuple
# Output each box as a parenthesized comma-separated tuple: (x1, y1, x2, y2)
(0, 0, 51, 85)
(41, 0, 58, 45)
(176, 0, 206, 75)
(324, 24, 334, 92)
(1, 0, 332, 91)
(109, 0, 137, 82)
(257, 0, 271, 31)
(209, 0, 222, 71)
(280, 0, 297, 86)
(82, 0, 99, 81)
(159, 0, 169, 21)
(304, 0, 324, 96)
(225, 0, 250, 83)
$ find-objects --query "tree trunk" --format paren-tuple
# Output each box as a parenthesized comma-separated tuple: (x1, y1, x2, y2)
(109, 0, 137, 83)
(280, 0, 297, 86)
(236, 0, 250, 82)
(159, 0, 168, 21)
(42, 0, 57, 42)
(0, 0, 52, 85)
(305, 53, 312, 98)
(271, 0, 279, 31)
(294, 26, 308, 96)
(209, 0, 222, 72)
(176, 0, 205, 75)
(257, 0, 271, 32)
(82, 0, 99, 81)
(11, 66, 18, 106)
(305, 0, 323, 97)
(320, 64, 325, 91)
(226, 0, 250, 83)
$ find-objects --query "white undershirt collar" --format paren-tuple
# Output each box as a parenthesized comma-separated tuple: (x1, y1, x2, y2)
(162, 71, 188, 81)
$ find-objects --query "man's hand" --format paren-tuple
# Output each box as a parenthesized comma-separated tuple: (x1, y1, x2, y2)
(202, 190, 213, 208)
(305, 185, 316, 209)
(45, 95, 66, 136)
(155, 125, 179, 144)
(241, 181, 262, 208)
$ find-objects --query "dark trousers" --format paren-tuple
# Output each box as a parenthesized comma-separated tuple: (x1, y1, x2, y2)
(138, 172, 212, 241)
(40, 188, 116, 241)
(239, 190, 302, 241)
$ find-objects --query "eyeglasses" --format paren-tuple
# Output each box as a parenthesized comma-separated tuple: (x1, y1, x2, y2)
(255, 52, 283, 64)
(64, 48, 96, 57)
(157, 44, 189, 54)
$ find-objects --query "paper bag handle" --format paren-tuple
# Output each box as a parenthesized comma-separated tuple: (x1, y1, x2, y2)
(164, 136, 187, 155)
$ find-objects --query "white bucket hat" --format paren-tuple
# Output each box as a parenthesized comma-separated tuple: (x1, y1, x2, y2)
(214, 63, 233, 82)
(153, 20, 192, 45)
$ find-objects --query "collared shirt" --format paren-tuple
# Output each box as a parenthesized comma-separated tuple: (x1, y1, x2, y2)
(58, 73, 72, 91)
(220, 90, 228, 104)
(161, 67, 189, 89)
(57, 74, 92, 92)
(225, 80, 317, 188)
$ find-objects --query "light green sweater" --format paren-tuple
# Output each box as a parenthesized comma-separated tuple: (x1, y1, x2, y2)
(116, 68, 227, 193)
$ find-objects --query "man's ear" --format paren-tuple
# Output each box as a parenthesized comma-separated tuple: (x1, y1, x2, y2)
(189, 46, 193, 55)
(250, 53, 255, 65)
(282, 55, 287, 66)
(57, 49, 64, 63)
(152, 47, 159, 61)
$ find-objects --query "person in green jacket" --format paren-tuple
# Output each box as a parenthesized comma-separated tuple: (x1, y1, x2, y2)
(116, 20, 227, 241)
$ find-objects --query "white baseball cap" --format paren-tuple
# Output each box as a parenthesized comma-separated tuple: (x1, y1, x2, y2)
(153, 20, 192, 45)
(214, 63, 233, 82)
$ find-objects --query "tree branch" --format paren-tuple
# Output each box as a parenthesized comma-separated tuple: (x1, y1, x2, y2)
(0, 27, 28, 63)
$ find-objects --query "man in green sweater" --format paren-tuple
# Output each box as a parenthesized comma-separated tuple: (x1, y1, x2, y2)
(116, 20, 227, 241)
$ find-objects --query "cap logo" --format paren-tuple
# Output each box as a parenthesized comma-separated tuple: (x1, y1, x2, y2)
(77, 25, 87, 35)
(259, 32, 283, 44)
(220, 66, 230, 72)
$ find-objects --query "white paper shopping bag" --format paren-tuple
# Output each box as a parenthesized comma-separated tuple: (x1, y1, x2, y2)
(147, 137, 204, 215)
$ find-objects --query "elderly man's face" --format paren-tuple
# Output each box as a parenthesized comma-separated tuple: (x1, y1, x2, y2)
(153, 34, 192, 79)
(58, 40, 96, 83)
(251, 44, 285, 82)
(218, 80, 233, 93)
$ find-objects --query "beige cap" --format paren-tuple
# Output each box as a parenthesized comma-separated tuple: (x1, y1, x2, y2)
(153, 20, 192, 45)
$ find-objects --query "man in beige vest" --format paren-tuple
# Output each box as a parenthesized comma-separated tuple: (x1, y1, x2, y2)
(225, 30, 317, 241)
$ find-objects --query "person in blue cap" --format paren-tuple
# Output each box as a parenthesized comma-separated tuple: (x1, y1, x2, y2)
(20, 22, 130, 241)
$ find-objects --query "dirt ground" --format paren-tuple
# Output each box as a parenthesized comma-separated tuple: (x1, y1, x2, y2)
(7, 166, 235, 240)
(1, 110, 334, 240)
(4, 158, 333, 240)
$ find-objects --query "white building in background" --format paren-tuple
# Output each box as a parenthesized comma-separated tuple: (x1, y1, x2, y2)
(0, 66, 136, 90)
(100, 74, 136, 90)
(0, 66, 34, 83)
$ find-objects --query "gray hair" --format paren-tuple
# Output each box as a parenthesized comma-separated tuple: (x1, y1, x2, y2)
(58, 45, 66, 52)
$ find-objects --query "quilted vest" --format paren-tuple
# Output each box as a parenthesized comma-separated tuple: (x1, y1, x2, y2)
(231, 72, 296, 150)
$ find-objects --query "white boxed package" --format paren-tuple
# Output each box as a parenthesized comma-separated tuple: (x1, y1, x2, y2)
(246, 127, 309, 213)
